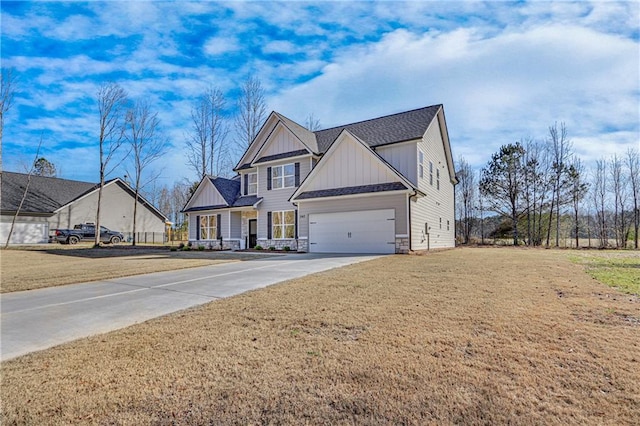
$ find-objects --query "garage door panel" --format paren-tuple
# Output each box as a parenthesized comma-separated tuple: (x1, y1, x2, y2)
(309, 209, 395, 254)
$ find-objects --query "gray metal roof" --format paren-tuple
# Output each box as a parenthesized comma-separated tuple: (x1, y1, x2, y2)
(294, 182, 408, 200)
(314, 105, 441, 152)
(1, 171, 97, 214)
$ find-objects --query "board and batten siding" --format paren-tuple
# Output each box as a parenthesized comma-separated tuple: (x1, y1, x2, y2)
(189, 180, 227, 209)
(304, 134, 401, 192)
(256, 156, 312, 239)
(230, 211, 241, 238)
(260, 125, 307, 157)
(410, 115, 455, 250)
(51, 181, 165, 234)
(298, 193, 408, 238)
(375, 140, 418, 186)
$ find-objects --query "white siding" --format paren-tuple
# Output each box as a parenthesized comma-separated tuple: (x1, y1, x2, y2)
(188, 181, 227, 209)
(376, 141, 418, 185)
(230, 211, 241, 238)
(256, 157, 312, 238)
(260, 125, 307, 157)
(51, 182, 165, 234)
(305, 133, 401, 191)
(410, 116, 455, 250)
(298, 193, 407, 237)
(0, 217, 49, 244)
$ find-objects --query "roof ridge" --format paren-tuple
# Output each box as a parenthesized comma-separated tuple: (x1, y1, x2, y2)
(314, 104, 441, 133)
(1, 170, 96, 185)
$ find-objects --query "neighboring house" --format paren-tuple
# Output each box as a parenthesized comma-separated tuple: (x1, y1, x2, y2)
(182, 105, 457, 253)
(1, 172, 167, 244)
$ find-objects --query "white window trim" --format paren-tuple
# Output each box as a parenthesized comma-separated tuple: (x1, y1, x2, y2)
(199, 214, 218, 240)
(271, 163, 295, 190)
(247, 172, 258, 195)
(272, 210, 295, 239)
(418, 150, 424, 179)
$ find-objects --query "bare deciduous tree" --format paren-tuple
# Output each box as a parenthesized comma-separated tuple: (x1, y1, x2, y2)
(95, 82, 128, 246)
(186, 87, 230, 179)
(609, 154, 630, 248)
(592, 159, 608, 248)
(546, 122, 572, 247)
(1, 67, 17, 171)
(125, 100, 167, 246)
(455, 156, 475, 244)
(626, 148, 639, 249)
(234, 76, 267, 152)
(304, 113, 321, 131)
(566, 157, 588, 248)
(5, 137, 42, 248)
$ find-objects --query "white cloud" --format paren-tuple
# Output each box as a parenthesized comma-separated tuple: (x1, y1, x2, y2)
(270, 23, 639, 168)
(203, 36, 240, 56)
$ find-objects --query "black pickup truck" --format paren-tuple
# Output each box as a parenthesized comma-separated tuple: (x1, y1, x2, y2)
(54, 223, 124, 245)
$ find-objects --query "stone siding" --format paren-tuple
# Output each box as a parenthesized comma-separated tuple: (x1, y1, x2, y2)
(395, 237, 410, 254)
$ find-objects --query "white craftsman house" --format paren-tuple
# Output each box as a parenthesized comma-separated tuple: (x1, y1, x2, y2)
(182, 105, 457, 253)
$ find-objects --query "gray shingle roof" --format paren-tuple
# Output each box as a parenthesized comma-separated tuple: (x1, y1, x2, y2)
(209, 176, 240, 206)
(232, 195, 262, 207)
(294, 182, 408, 200)
(254, 149, 309, 164)
(1, 171, 97, 214)
(314, 105, 441, 152)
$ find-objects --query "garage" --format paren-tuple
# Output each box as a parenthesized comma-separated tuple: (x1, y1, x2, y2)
(0, 222, 49, 244)
(308, 209, 395, 254)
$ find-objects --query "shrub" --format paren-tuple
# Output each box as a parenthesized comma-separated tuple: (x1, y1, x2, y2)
(181, 246, 191, 251)
(170, 247, 178, 252)
(269, 246, 276, 251)
(198, 245, 205, 251)
(254, 245, 263, 250)
(178, 242, 185, 249)
(283, 246, 291, 251)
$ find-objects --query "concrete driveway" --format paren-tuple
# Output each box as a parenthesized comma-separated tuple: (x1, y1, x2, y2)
(0, 253, 383, 361)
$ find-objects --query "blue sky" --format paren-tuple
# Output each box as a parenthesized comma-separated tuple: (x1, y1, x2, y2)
(2, 1, 639, 188)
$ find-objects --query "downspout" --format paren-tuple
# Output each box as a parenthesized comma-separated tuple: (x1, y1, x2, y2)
(408, 190, 418, 252)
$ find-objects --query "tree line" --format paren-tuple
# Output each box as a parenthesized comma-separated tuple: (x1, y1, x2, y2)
(1, 67, 325, 244)
(456, 123, 639, 249)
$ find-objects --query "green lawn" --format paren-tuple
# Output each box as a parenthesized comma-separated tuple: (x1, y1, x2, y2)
(569, 251, 640, 295)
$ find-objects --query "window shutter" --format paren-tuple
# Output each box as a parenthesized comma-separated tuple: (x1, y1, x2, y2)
(195, 215, 200, 240)
(294, 162, 300, 186)
(267, 211, 272, 240)
(243, 174, 248, 195)
(267, 167, 272, 190)
(216, 214, 222, 239)
(295, 210, 298, 239)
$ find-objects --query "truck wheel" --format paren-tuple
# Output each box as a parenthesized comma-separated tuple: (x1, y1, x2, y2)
(110, 236, 121, 244)
(68, 236, 79, 245)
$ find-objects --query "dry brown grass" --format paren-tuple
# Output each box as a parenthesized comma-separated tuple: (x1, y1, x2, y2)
(0, 245, 271, 293)
(1, 247, 638, 425)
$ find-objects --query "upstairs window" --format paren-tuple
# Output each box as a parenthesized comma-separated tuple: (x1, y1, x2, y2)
(247, 172, 257, 195)
(429, 162, 434, 186)
(419, 151, 424, 179)
(271, 163, 296, 189)
(437, 168, 440, 190)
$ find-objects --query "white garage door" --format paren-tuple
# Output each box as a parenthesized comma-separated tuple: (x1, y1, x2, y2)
(309, 209, 395, 254)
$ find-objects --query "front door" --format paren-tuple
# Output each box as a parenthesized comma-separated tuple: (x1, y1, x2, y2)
(248, 219, 257, 248)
